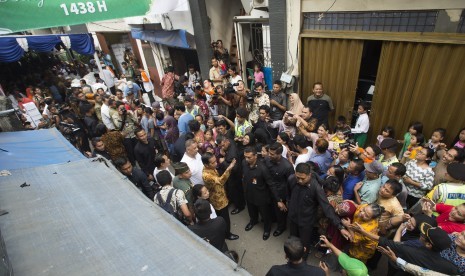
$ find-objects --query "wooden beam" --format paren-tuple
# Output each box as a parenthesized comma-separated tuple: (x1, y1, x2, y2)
(300, 30, 465, 45)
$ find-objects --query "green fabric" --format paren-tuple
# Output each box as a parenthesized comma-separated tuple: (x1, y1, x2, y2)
(354, 133, 368, 147)
(338, 252, 369, 276)
(399, 132, 411, 158)
(0, 0, 150, 34)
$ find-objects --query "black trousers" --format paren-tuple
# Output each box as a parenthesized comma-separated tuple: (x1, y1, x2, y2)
(247, 201, 272, 232)
(290, 221, 314, 254)
(216, 206, 232, 235)
(273, 199, 287, 231)
(226, 178, 245, 210)
(123, 137, 137, 165)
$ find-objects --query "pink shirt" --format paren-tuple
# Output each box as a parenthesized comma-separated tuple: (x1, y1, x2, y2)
(254, 71, 264, 84)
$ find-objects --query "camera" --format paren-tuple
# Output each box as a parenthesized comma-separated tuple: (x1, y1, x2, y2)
(246, 90, 260, 102)
(339, 138, 356, 150)
(224, 83, 238, 95)
(211, 41, 218, 48)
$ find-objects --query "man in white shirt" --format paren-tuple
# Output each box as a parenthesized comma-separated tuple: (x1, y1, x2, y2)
(351, 101, 370, 147)
(181, 139, 204, 185)
(99, 63, 116, 94)
(289, 134, 314, 169)
(100, 95, 115, 130)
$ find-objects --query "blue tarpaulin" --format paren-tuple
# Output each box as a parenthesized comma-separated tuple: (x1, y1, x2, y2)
(263, 66, 273, 90)
(131, 28, 190, 49)
(0, 128, 85, 170)
(0, 33, 95, 63)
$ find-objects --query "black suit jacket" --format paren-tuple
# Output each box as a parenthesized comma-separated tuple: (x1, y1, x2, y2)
(242, 159, 272, 206)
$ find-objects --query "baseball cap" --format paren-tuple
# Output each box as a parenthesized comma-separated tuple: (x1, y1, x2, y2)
(380, 138, 398, 150)
(338, 252, 369, 276)
(364, 160, 384, 175)
(420, 222, 452, 251)
(447, 163, 465, 182)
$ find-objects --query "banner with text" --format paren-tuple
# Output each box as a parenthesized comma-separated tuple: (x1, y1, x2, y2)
(0, 0, 151, 34)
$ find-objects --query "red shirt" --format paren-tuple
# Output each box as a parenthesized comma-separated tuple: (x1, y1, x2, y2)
(18, 97, 33, 110)
(436, 203, 465, 234)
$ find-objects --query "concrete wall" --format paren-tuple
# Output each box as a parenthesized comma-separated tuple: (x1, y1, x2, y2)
(205, 0, 244, 52)
(287, 0, 301, 76)
(301, 0, 465, 12)
(86, 19, 131, 32)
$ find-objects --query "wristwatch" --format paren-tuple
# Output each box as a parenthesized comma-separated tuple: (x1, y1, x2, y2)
(338, 224, 346, 230)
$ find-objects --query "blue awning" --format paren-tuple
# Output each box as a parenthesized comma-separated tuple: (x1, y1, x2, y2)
(131, 28, 191, 49)
(0, 128, 85, 170)
(0, 33, 95, 63)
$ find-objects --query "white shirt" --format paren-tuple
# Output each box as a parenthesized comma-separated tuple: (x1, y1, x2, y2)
(230, 74, 242, 91)
(351, 113, 370, 134)
(294, 147, 314, 168)
(101, 103, 115, 130)
(210, 204, 217, 219)
(100, 69, 115, 88)
(181, 153, 204, 185)
(153, 167, 174, 179)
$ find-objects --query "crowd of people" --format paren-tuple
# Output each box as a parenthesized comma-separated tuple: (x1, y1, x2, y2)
(4, 48, 465, 276)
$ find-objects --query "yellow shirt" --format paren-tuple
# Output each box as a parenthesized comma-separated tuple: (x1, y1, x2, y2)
(349, 204, 379, 263)
(331, 137, 346, 152)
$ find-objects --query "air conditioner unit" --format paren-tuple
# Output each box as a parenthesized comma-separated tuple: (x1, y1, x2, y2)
(252, 0, 268, 8)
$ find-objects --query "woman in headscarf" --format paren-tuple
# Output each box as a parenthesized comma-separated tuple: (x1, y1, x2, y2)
(288, 93, 305, 115)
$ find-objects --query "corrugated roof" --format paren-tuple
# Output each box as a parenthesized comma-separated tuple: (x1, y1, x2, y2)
(0, 159, 249, 275)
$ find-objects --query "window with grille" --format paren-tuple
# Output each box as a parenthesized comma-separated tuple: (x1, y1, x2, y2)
(303, 11, 439, 32)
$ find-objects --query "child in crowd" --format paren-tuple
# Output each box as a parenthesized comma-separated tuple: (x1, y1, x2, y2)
(426, 128, 446, 152)
(253, 64, 264, 84)
(342, 203, 384, 263)
(377, 126, 395, 147)
(330, 128, 347, 153)
(451, 127, 465, 149)
(402, 133, 425, 162)
(334, 115, 351, 134)
(351, 102, 370, 147)
(399, 121, 423, 158)
(218, 59, 227, 75)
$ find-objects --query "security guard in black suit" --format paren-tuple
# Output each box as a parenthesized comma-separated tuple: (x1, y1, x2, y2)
(242, 146, 273, 240)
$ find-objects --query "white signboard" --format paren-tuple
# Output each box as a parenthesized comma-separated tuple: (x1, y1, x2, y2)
(23, 102, 43, 128)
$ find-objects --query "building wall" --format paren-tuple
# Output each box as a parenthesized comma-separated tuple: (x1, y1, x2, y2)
(205, 0, 244, 52)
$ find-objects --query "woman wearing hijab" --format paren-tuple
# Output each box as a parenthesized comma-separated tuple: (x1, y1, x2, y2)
(288, 93, 305, 115)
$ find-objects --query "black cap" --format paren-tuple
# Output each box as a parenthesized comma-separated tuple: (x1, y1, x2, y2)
(420, 222, 452, 251)
(380, 138, 398, 150)
(447, 163, 465, 182)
